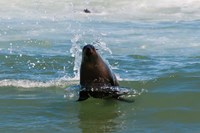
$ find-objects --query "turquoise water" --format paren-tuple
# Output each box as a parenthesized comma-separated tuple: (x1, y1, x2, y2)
(1, 0, 200, 132)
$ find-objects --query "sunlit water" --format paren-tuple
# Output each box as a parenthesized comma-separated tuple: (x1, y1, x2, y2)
(0, 0, 200, 132)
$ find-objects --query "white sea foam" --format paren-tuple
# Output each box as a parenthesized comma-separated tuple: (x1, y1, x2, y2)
(0, 0, 200, 21)
(0, 78, 78, 88)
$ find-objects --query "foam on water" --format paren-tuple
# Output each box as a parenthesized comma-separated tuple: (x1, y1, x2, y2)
(0, 1, 200, 132)
(64, 84, 146, 101)
(0, 78, 78, 88)
(1, 0, 200, 88)
(1, 0, 200, 21)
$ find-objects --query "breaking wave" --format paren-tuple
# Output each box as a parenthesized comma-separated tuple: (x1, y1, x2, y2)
(0, 78, 78, 88)
(1, 0, 200, 21)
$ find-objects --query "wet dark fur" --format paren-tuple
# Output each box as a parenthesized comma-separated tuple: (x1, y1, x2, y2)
(78, 44, 130, 102)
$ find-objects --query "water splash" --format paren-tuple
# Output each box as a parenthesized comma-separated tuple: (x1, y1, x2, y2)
(92, 39, 112, 55)
(69, 34, 113, 78)
(70, 34, 82, 79)
(64, 85, 146, 101)
(64, 85, 80, 100)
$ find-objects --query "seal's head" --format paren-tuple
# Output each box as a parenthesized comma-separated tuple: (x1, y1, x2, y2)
(82, 44, 98, 61)
(83, 8, 91, 13)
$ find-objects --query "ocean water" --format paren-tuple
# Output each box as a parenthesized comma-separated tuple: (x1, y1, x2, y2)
(0, 0, 200, 132)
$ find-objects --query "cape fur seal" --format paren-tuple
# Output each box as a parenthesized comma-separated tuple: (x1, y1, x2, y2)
(83, 9, 91, 13)
(78, 44, 131, 102)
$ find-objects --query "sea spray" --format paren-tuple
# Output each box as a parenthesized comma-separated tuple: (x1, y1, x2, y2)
(70, 34, 82, 79)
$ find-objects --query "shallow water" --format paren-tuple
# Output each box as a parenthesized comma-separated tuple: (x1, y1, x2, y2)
(0, 78, 199, 132)
(1, 0, 200, 132)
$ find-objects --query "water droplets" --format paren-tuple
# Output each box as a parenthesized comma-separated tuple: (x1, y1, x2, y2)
(70, 34, 82, 78)
(92, 39, 112, 55)
(29, 62, 36, 68)
(64, 85, 80, 100)
(8, 43, 13, 54)
(140, 45, 146, 49)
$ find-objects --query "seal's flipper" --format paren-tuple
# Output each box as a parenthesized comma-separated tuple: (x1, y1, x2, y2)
(77, 91, 89, 101)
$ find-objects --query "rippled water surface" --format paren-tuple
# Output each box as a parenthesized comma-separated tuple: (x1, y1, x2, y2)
(0, 0, 200, 132)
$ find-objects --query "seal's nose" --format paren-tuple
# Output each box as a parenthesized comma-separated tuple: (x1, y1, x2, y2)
(85, 46, 91, 51)
(83, 44, 94, 51)
(83, 45, 91, 52)
(83, 44, 95, 56)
